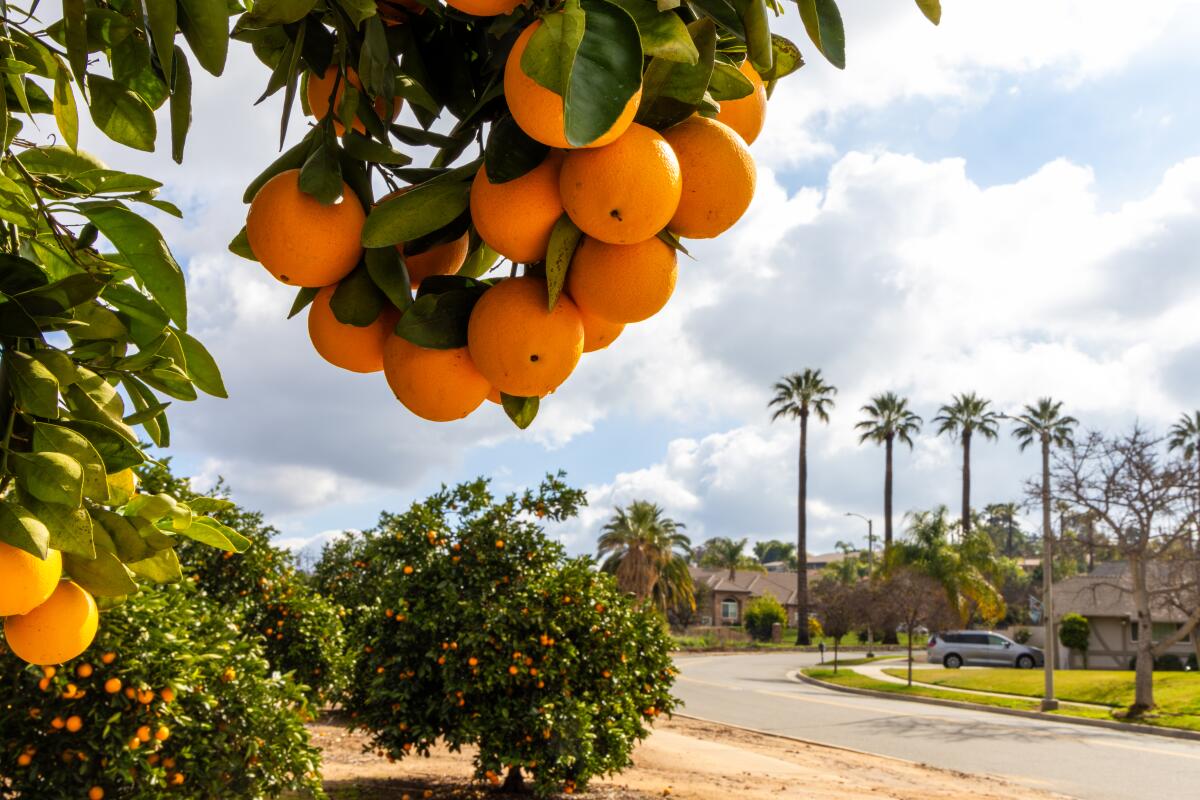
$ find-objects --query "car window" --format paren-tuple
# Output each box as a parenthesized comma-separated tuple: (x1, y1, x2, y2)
(987, 635, 1008, 647)
(942, 633, 962, 643)
(964, 634, 989, 645)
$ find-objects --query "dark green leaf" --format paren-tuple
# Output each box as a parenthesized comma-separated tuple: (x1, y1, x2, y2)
(734, 0, 774, 74)
(343, 132, 414, 165)
(23, 495, 94, 559)
(235, 0, 319, 29)
(12, 451, 84, 507)
(170, 46, 192, 163)
(59, 420, 144, 471)
(287, 286, 319, 319)
(688, 0, 743, 38)
(657, 227, 692, 257)
(357, 14, 391, 98)
(458, 241, 500, 280)
(0, 255, 46, 294)
(363, 181, 470, 247)
(34, 423, 110, 503)
(330, 263, 386, 326)
(111, 32, 169, 110)
(635, 18, 717, 130)
(87, 75, 157, 151)
(545, 214, 582, 310)
(366, 247, 414, 311)
(242, 133, 313, 202)
(176, 330, 227, 398)
(564, 0, 644, 146)
(390, 124, 462, 149)
(276, 22, 307, 148)
(0, 499, 50, 558)
(52, 68, 78, 151)
(178, 0, 230, 76)
(6, 350, 60, 418)
(708, 60, 754, 100)
(521, 7, 585, 96)
(143, 0, 179, 82)
(485, 115, 549, 183)
(393, 289, 481, 349)
(228, 226, 257, 261)
(501, 393, 539, 429)
(298, 128, 345, 204)
(608, 0, 698, 63)
(915, 0, 941, 24)
(797, 0, 846, 69)
(759, 35, 804, 81)
(335, 0, 380, 26)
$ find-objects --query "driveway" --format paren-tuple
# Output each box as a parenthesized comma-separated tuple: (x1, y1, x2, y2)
(673, 652, 1200, 800)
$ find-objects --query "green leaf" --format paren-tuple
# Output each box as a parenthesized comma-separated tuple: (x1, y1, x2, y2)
(0, 499, 51, 558)
(127, 547, 183, 583)
(34, 423, 110, 503)
(228, 226, 256, 261)
(607, 0, 698, 63)
(242, 133, 313, 203)
(27, 495, 95, 559)
(501, 393, 540, 429)
(236, 0, 319, 29)
(334, 0, 379, 26)
(708, 60, 754, 100)
(79, 203, 187, 329)
(87, 75, 157, 151)
(734, 0, 774, 75)
(393, 289, 482, 349)
(143, 0, 179, 82)
(288, 286, 319, 319)
(545, 215, 582, 310)
(177, 0, 230, 76)
(125, 493, 176, 522)
(522, 7, 585, 96)
(688, 0, 743, 38)
(63, 531, 138, 598)
(111, 32, 169, 110)
(64, 384, 138, 442)
(365, 247, 413, 311)
(299, 129, 344, 205)
(52, 69, 78, 151)
(5, 350, 60, 418)
(915, 0, 941, 24)
(176, 330, 227, 398)
(363, 181, 470, 247)
(60, 420, 144, 471)
(169, 46, 192, 164)
(343, 133, 413, 166)
(63, 0, 89, 98)
(179, 516, 251, 553)
(458, 242, 500, 280)
(12, 451, 85, 508)
(92, 509, 148, 561)
(635, 18, 717, 130)
(31, 349, 77, 388)
(485, 115, 550, 184)
(759, 35, 804, 82)
(564, 0, 644, 147)
(797, 0, 846, 70)
(330, 263, 386, 326)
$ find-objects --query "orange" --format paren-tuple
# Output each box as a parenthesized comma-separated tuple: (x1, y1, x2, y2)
(382, 336, 491, 422)
(379, 189, 470, 288)
(246, 169, 365, 287)
(306, 65, 402, 137)
(89, 788, 105, 800)
(76, 663, 93, 678)
(100, 652, 115, 665)
(104, 677, 121, 694)
(137, 725, 151, 743)
(0, 542, 61, 616)
(504, 21, 640, 148)
(559, 124, 681, 244)
(3, 581, 98, 665)
(486, 386, 502, 404)
(308, 285, 396, 374)
(577, 304, 624, 352)
(662, 116, 755, 239)
(160, 687, 176, 703)
(155, 725, 171, 741)
(447, 0, 523, 16)
(715, 60, 767, 144)
(467, 277, 583, 397)
(66, 715, 82, 733)
(566, 236, 677, 323)
(470, 151, 564, 264)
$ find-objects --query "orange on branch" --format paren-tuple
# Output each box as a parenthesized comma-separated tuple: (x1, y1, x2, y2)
(504, 21, 640, 149)
(3, 581, 98, 665)
(308, 285, 396, 374)
(714, 60, 767, 145)
(383, 337, 491, 422)
(566, 236, 677, 324)
(447, 0, 524, 15)
(467, 277, 583, 397)
(246, 169, 365, 287)
(577, 305, 624, 352)
(0, 542, 61, 616)
(663, 116, 755, 239)
(306, 65, 401, 136)
(470, 151, 564, 264)
(559, 124, 681, 244)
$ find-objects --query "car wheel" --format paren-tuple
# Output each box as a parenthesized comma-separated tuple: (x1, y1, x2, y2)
(1016, 654, 1034, 669)
(943, 654, 963, 669)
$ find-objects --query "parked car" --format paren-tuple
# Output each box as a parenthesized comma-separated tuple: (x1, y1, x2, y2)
(927, 631, 1044, 669)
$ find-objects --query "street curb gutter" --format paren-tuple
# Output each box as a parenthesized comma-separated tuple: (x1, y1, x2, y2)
(790, 670, 1200, 744)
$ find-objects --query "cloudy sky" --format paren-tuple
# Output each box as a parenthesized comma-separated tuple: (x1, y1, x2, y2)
(74, 1, 1200, 559)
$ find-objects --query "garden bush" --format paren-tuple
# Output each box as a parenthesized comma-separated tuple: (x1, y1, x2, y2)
(321, 474, 679, 796)
(1013, 627, 1032, 644)
(743, 595, 787, 642)
(0, 583, 323, 800)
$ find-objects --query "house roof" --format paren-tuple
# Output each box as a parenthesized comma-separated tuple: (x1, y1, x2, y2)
(1053, 562, 1195, 623)
(689, 566, 821, 606)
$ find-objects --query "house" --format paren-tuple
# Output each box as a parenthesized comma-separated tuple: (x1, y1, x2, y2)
(689, 566, 821, 627)
(807, 550, 863, 570)
(1051, 562, 1197, 669)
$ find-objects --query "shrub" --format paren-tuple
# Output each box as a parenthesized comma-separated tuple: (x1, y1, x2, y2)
(1013, 627, 1032, 644)
(325, 474, 679, 796)
(743, 595, 787, 641)
(1059, 613, 1091, 667)
(810, 617, 826, 641)
(0, 584, 323, 800)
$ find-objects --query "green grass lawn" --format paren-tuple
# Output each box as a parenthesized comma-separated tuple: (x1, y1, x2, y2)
(672, 628, 925, 651)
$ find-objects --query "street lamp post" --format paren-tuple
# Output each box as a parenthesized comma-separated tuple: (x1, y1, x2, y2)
(845, 512, 875, 658)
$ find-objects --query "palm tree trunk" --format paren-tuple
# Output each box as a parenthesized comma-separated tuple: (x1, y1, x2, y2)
(796, 413, 810, 645)
(1040, 435, 1057, 710)
(961, 430, 972, 537)
(884, 435, 894, 549)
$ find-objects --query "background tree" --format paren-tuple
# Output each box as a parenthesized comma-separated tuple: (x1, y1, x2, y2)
(698, 536, 762, 580)
(934, 393, 1000, 536)
(770, 368, 837, 645)
(825, 540, 869, 585)
(597, 501, 693, 613)
(857, 392, 923, 550)
(812, 576, 859, 672)
(982, 502, 1026, 557)
(878, 568, 958, 685)
(753, 539, 797, 568)
(743, 594, 788, 642)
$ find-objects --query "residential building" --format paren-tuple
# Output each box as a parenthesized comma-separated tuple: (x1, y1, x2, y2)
(688, 566, 821, 627)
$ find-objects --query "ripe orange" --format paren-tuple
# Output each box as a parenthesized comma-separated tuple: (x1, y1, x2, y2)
(447, 0, 523, 15)
(76, 663, 93, 678)
(577, 304, 624, 352)
(715, 60, 767, 144)
(559, 124, 681, 244)
(160, 687, 176, 703)
(3, 581, 98, 665)
(0, 541, 62, 616)
(663, 116, 755, 239)
(308, 285, 396, 374)
(467, 277, 584, 397)
(17, 753, 32, 767)
(306, 65, 402, 136)
(246, 169, 365, 287)
(504, 21, 640, 148)
(470, 151, 564, 264)
(566, 236, 677, 324)
(137, 725, 151, 743)
(486, 386, 502, 405)
(88, 788, 104, 800)
(104, 678, 121, 694)
(155, 725, 170, 741)
(66, 715, 83, 733)
(100, 652, 115, 665)
(382, 336, 491, 422)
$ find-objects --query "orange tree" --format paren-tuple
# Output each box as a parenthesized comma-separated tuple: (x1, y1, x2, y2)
(314, 474, 679, 795)
(0, 583, 324, 800)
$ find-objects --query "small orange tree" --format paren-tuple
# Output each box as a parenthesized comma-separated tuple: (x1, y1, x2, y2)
(319, 474, 679, 795)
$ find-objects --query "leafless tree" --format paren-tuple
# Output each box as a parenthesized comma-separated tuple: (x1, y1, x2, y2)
(812, 577, 860, 673)
(875, 568, 957, 685)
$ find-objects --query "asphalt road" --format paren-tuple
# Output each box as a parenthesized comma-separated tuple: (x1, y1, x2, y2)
(673, 652, 1200, 800)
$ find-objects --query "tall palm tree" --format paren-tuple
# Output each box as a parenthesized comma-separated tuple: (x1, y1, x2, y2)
(770, 369, 837, 645)
(1168, 411, 1200, 528)
(1010, 397, 1078, 711)
(701, 536, 756, 580)
(933, 393, 1000, 537)
(856, 392, 923, 550)
(597, 501, 693, 613)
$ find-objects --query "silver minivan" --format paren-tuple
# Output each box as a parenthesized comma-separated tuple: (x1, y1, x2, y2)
(926, 631, 1044, 669)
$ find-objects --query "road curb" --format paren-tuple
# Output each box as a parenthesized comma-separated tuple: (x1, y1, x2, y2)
(791, 670, 1200, 744)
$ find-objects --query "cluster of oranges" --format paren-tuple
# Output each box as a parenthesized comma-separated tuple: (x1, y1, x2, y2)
(0, 541, 99, 666)
(243, 0, 765, 424)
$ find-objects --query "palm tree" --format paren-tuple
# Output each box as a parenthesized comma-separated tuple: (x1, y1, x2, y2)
(1010, 397, 1078, 711)
(770, 368, 837, 645)
(885, 506, 1006, 624)
(1168, 411, 1200, 531)
(984, 502, 1021, 557)
(597, 501, 693, 613)
(856, 392, 923, 550)
(933, 393, 1000, 537)
(701, 536, 756, 580)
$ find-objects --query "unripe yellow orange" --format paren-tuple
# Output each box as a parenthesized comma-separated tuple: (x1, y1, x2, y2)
(0, 542, 62, 616)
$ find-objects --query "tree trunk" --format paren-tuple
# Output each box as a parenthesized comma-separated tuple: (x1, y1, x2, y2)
(906, 619, 914, 686)
(833, 638, 839, 674)
(961, 430, 972, 537)
(501, 766, 527, 793)
(1040, 435, 1057, 710)
(884, 434, 894, 549)
(796, 412, 810, 645)
(1006, 511, 1014, 557)
(1130, 553, 1156, 713)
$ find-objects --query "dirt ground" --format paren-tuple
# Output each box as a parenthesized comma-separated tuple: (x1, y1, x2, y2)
(306, 712, 1069, 799)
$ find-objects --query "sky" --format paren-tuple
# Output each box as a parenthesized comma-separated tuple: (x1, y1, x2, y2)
(67, 0, 1200, 561)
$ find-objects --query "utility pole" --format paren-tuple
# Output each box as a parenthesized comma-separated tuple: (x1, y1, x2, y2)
(1040, 432, 1058, 711)
(845, 512, 875, 658)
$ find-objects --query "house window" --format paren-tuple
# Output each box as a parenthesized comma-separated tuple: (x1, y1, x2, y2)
(721, 599, 737, 621)
(1131, 622, 1191, 643)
